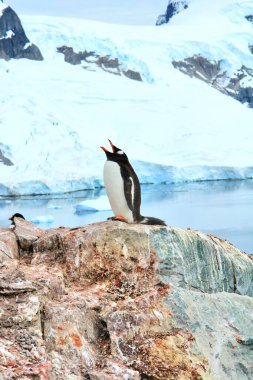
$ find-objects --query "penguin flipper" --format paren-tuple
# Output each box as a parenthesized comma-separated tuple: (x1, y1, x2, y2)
(123, 176, 135, 211)
(121, 165, 141, 217)
(140, 216, 167, 226)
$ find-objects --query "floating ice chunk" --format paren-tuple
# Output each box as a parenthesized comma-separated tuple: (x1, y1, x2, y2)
(75, 195, 111, 215)
(75, 204, 99, 215)
(31, 215, 54, 225)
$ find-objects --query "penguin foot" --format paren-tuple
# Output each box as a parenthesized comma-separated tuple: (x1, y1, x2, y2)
(107, 215, 128, 223)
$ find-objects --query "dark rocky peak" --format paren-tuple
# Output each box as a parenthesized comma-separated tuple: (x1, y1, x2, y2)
(245, 15, 253, 24)
(156, 0, 189, 26)
(0, 2, 43, 60)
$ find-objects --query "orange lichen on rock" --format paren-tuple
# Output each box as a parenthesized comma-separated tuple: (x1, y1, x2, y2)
(70, 333, 82, 348)
(57, 338, 67, 346)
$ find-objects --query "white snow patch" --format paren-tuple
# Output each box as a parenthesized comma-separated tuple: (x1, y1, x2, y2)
(0, 30, 15, 39)
(195, 70, 208, 80)
(23, 42, 32, 49)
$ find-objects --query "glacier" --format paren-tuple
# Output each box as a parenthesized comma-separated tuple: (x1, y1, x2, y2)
(0, 0, 253, 196)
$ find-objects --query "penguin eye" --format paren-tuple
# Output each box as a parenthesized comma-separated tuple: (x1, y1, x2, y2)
(117, 150, 124, 155)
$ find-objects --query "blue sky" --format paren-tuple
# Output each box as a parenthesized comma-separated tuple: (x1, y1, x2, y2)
(6, 0, 167, 25)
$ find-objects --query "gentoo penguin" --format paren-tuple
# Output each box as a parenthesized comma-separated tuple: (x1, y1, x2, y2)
(101, 140, 166, 226)
(9, 213, 25, 226)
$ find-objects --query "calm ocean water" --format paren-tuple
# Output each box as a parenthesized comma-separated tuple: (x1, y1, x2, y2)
(0, 179, 252, 254)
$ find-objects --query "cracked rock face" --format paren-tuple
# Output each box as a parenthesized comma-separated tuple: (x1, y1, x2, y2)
(0, 5, 43, 61)
(1, 219, 253, 379)
(172, 56, 253, 108)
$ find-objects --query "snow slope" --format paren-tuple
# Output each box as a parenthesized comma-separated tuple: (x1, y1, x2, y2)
(0, 0, 253, 195)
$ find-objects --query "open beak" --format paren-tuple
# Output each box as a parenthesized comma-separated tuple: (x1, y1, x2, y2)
(100, 139, 116, 153)
(108, 140, 116, 153)
(100, 146, 109, 153)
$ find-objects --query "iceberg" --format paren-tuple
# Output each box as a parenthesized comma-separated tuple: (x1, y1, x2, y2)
(75, 195, 111, 215)
(31, 215, 54, 225)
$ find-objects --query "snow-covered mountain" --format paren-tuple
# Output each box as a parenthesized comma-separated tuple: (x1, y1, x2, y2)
(157, 1, 253, 107)
(0, 0, 253, 195)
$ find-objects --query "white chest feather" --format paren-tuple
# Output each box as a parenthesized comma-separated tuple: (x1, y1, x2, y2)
(103, 161, 134, 223)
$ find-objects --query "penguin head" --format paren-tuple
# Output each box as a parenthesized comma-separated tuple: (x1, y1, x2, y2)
(101, 140, 129, 162)
(9, 213, 26, 226)
(9, 213, 25, 221)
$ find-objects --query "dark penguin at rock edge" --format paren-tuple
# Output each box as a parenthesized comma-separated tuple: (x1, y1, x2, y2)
(9, 213, 25, 226)
(101, 140, 166, 226)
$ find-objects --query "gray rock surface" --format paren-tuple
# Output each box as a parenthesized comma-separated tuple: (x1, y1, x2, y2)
(0, 228, 19, 266)
(0, 5, 43, 61)
(57, 45, 142, 81)
(172, 56, 253, 108)
(12, 215, 46, 251)
(0, 219, 253, 379)
(0, 147, 13, 166)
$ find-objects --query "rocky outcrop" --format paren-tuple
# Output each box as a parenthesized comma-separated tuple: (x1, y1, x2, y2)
(172, 56, 253, 107)
(0, 4, 43, 61)
(57, 46, 142, 81)
(56, 46, 95, 65)
(245, 15, 253, 25)
(0, 145, 13, 166)
(156, 5, 253, 106)
(1, 219, 253, 379)
(156, 1, 189, 26)
(0, 228, 19, 264)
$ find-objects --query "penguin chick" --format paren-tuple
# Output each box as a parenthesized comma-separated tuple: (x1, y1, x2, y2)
(9, 213, 25, 226)
(101, 140, 166, 226)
